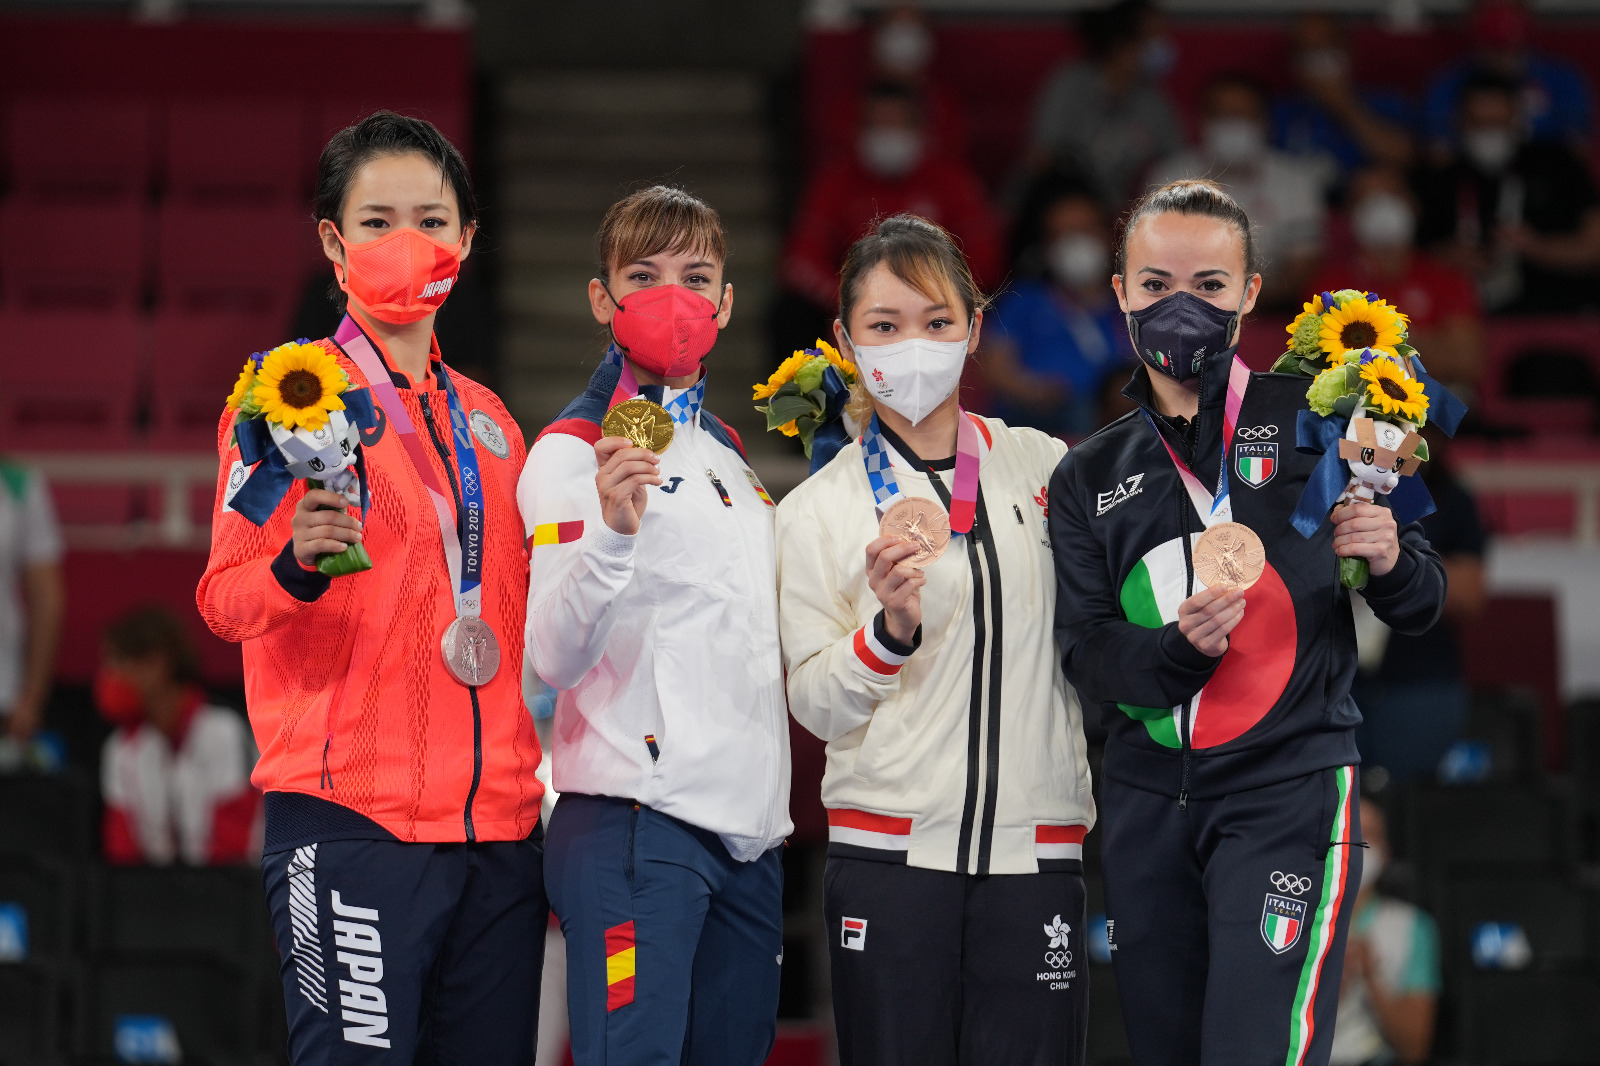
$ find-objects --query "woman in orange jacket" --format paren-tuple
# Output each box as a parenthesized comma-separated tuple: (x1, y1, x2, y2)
(198, 111, 545, 1064)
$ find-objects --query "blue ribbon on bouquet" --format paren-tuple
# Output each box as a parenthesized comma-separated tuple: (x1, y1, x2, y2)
(808, 363, 855, 475)
(229, 388, 378, 527)
(1290, 359, 1465, 538)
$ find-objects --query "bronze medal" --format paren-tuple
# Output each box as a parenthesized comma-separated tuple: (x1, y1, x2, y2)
(879, 496, 951, 569)
(1193, 522, 1267, 591)
(442, 617, 501, 686)
(602, 398, 674, 454)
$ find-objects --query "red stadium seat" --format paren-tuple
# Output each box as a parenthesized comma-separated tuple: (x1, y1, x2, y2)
(0, 197, 149, 311)
(163, 100, 308, 203)
(1480, 316, 1600, 435)
(314, 98, 470, 164)
(147, 310, 284, 452)
(155, 202, 315, 315)
(7, 97, 154, 200)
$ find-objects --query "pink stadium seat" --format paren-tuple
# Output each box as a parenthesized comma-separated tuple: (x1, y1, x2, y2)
(155, 202, 314, 315)
(147, 310, 285, 452)
(0, 197, 149, 310)
(0, 311, 146, 523)
(163, 100, 307, 203)
(8, 97, 154, 200)
(1479, 316, 1600, 435)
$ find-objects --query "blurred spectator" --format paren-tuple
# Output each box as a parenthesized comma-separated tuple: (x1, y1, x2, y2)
(1422, 0, 1592, 151)
(1313, 167, 1484, 402)
(778, 80, 1002, 334)
(0, 459, 64, 745)
(1413, 71, 1600, 313)
(98, 606, 261, 866)
(1149, 74, 1326, 306)
(814, 6, 969, 167)
(1352, 445, 1487, 785)
(981, 185, 1133, 437)
(1273, 13, 1415, 190)
(1027, 0, 1183, 209)
(1330, 797, 1440, 1066)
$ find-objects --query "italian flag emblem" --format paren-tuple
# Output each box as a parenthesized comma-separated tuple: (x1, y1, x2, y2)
(1116, 534, 1298, 748)
(1236, 442, 1277, 487)
(1261, 894, 1307, 954)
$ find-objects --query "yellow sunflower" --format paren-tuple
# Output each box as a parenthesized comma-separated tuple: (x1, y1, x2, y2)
(815, 339, 857, 384)
(1319, 298, 1404, 364)
(225, 359, 258, 411)
(753, 352, 812, 401)
(1360, 356, 1429, 423)
(254, 342, 349, 431)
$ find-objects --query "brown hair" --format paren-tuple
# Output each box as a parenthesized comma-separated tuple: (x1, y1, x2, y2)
(1116, 179, 1260, 277)
(103, 606, 202, 686)
(595, 185, 728, 280)
(837, 214, 988, 331)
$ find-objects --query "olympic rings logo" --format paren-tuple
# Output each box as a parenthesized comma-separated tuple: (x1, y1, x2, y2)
(1236, 425, 1279, 441)
(1271, 871, 1312, 895)
(1044, 950, 1074, 969)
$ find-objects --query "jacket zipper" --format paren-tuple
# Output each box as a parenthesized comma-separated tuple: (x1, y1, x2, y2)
(1177, 483, 1195, 811)
(420, 393, 483, 843)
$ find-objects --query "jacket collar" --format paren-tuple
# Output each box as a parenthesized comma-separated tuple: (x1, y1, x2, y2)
(1121, 342, 1240, 477)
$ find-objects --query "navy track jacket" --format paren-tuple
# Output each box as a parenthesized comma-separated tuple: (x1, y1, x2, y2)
(1048, 345, 1447, 801)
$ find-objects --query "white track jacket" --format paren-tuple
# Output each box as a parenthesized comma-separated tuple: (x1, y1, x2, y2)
(777, 413, 1094, 875)
(518, 370, 791, 862)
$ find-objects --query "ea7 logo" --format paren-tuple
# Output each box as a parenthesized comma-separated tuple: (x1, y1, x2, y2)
(841, 917, 867, 951)
(1096, 474, 1145, 516)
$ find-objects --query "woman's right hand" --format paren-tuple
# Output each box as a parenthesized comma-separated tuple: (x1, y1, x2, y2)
(291, 489, 363, 567)
(1177, 585, 1245, 658)
(595, 437, 662, 536)
(865, 536, 925, 645)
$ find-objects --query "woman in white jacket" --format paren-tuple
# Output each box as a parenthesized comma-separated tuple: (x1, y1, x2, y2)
(775, 213, 1095, 1066)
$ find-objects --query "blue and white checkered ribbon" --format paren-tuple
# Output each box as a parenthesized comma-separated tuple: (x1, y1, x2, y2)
(861, 416, 903, 513)
(664, 377, 705, 426)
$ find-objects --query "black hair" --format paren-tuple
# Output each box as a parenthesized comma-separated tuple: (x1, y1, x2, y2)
(838, 213, 988, 330)
(104, 606, 202, 686)
(1079, 0, 1150, 61)
(1116, 179, 1261, 277)
(314, 110, 478, 230)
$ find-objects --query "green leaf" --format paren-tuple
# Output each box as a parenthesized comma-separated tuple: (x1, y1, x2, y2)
(1395, 342, 1416, 359)
(771, 381, 804, 400)
(1270, 352, 1303, 374)
(1333, 394, 1359, 418)
(763, 393, 817, 428)
(1339, 555, 1370, 590)
(1344, 362, 1363, 390)
(1412, 437, 1430, 463)
(317, 541, 374, 577)
(1298, 358, 1324, 377)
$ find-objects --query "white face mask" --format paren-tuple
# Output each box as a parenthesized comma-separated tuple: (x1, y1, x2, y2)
(859, 127, 923, 179)
(874, 20, 934, 75)
(1352, 192, 1416, 251)
(1049, 233, 1109, 289)
(1204, 117, 1266, 166)
(1463, 126, 1518, 171)
(846, 327, 971, 426)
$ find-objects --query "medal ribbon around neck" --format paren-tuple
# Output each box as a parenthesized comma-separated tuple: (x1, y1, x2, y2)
(1141, 355, 1252, 528)
(335, 316, 486, 624)
(861, 410, 981, 534)
(606, 346, 704, 426)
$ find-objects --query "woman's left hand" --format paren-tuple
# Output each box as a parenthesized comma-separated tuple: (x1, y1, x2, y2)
(1331, 501, 1400, 577)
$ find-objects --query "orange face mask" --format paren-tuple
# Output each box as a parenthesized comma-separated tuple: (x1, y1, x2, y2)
(334, 226, 467, 325)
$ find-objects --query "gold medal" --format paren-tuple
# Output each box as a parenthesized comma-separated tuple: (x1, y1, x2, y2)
(1193, 522, 1266, 591)
(602, 398, 674, 454)
(879, 497, 951, 569)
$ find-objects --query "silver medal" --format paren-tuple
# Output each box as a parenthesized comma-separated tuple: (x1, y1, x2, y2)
(442, 617, 500, 686)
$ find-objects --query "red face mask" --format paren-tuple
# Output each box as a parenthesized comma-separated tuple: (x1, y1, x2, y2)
(607, 283, 723, 378)
(95, 669, 145, 728)
(335, 227, 466, 325)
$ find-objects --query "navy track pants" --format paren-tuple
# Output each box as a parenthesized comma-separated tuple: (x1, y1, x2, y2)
(823, 856, 1089, 1066)
(1100, 765, 1362, 1066)
(261, 831, 547, 1065)
(544, 793, 784, 1066)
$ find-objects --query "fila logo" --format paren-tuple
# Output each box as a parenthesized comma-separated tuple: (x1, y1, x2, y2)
(1096, 473, 1145, 516)
(421, 277, 455, 299)
(1236, 425, 1279, 441)
(841, 917, 868, 951)
(332, 892, 391, 1048)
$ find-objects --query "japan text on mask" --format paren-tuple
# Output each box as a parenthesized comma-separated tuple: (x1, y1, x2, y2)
(859, 127, 924, 179)
(1204, 117, 1267, 167)
(1049, 233, 1110, 290)
(1351, 192, 1416, 252)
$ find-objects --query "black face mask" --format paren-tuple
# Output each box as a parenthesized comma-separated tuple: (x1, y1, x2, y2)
(1125, 290, 1241, 383)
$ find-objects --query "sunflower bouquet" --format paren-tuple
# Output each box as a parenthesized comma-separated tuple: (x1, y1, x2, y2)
(224, 340, 380, 576)
(1274, 290, 1465, 588)
(753, 340, 858, 471)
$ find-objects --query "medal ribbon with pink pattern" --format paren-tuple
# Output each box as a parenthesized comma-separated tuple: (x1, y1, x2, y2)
(861, 410, 981, 534)
(1141, 355, 1252, 528)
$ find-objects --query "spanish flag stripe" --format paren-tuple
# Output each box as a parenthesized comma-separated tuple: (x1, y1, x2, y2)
(528, 520, 584, 550)
(604, 920, 637, 1011)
